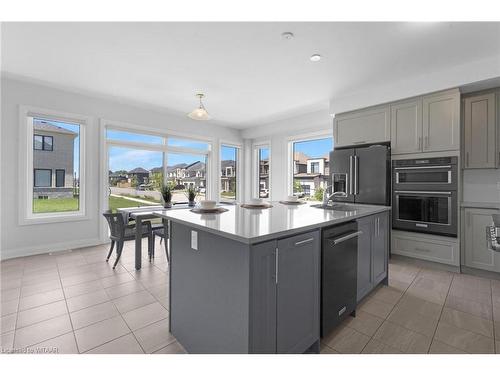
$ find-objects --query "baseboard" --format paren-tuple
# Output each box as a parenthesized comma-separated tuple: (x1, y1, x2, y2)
(0, 237, 108, 261)
(391, 254, 461, 273)
(461, 266, 500, 281)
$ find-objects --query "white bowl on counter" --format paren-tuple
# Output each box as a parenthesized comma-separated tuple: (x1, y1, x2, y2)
(286, 195, 299, 202)
(199, 200, 217, 209)
(249, 198, 264, 205)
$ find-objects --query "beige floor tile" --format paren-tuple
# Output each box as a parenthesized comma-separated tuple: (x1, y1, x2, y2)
(133, 318, 176, 354)
(361, 338, 403, 354)
(440, 307, 493, 338)
(26, 332, 78, 354)
(61, 271, 100, 288)
(63, 279, 103, 299)
(74, 315, 130, 353)
(344, 311, 384, 337)
(16, 300, 68, 329)
(1, 331, 14, 352)
(112, 290, 156, 314)
(70, 301, 119, 330)
(66, 289, 110, 313)
(122, 302, 169, 331)
(453, 274, 491, 293)
(1, 287, 20, 303)
(497, 341, 500, 354)
(1, 299, 19, 316)
(369, 286, 403, 306)
(18, 288, 64, 311)
(99, 272, 135, 288)
(14, 314, 73, 349)
(494, 320, 500, 340)
(406, 283, 448, 305)
(1, 313, 17, 334)
(320, 344, 339, 354)
(387, 304, 439, 337)
(358, 297, 394, 319)
(429, 339, 467, 354)
(434, 321, 494, 354)
(104, 280, 144, 300)
(373, 321, 432, 353)
(445, 295, 492, 320)
(153, 341, 187, 354)
(395, 295, 443, 319)
(21, 279, 62, 297)
(417, 269, 454, 285)
(448, 284, 491, 305)
(493, 301, 500, 322)
(1, 278, 22, 291)
(22, 271, 60, 286)
(323, 325, 370, 354)
(86, 333, 144, 354)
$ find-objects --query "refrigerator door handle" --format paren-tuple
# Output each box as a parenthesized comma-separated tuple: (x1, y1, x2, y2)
(354, 155, 359, 195)
(348, 155, 354, 195)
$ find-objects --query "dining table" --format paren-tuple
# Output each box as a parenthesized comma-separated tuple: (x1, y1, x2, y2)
(117, 203, 190, 270)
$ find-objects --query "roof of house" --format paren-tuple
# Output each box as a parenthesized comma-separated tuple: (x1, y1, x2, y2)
(150, 167, 163, 173)
(34, 120, 77, 136)
(128, 167, 150, 174)
(186, 161, 205, 171)
(221, 160, 236, 168)
(293, 152, 309, 164)
(166, 163, 188, 172)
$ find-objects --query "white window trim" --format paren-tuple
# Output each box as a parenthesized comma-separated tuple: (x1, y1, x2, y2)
(219, 142, 243, 203)
(286, 129, 333, 197)
(252, 141, 271, 200)
(18, 105, 89, 225)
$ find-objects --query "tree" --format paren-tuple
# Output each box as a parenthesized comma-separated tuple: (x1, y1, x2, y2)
(151, 172, 163, 190)
(314, 187, 324, 202)
(293, 180, 303, 193)
(130, 175, 138, 188)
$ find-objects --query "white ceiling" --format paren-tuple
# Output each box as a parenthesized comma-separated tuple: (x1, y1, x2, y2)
(2, 22, 500, 129)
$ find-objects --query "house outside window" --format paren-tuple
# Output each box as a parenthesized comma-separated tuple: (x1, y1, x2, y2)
(33, 134, 53, 151)
(34, 169, 52, 187)
(220, 145, 238, 202)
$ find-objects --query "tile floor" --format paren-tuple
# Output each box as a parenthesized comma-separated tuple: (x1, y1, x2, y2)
(2, 240, 500, 354)
(321, 257, 500, 354)
(1, 238, 185, 354)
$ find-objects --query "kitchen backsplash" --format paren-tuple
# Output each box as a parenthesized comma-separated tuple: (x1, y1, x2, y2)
(462, 169, 500, 203)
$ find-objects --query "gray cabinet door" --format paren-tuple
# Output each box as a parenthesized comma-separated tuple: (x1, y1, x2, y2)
(372, 212, 389, 285)
(276, 230, 320, 354)
(463, 93, 497, 169)
(357, 216, 374, 302)
(249, 240, 277, 353)
(390, 99, 423, 155)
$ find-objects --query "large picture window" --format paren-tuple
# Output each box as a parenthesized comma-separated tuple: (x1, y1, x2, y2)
(220, 145, 238, 202)
(290, 137, 332, 202)
(254, 145, 270, 198)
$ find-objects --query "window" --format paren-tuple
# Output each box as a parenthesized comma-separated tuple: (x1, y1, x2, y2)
(220, 145, 238, 202)
(291, 137, 333, 201)
(55, 169, 65, 187)
(34, 169, 51, 187)
(33, 134, 53, 151)
(254, 145, 270, 198)
(106, 129, 211, 212)
(20, 108, 86, 223)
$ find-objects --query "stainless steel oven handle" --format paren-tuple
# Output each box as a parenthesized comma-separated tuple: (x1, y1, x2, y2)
(349, 156, 353, 195)
(328, 231, 363, 246)
(394, 190, 452, 195)
(393, 165, 452, 170)
(354, 155, 359, 195)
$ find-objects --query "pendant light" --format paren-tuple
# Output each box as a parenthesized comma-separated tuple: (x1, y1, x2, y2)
(188, 93, 211, 121)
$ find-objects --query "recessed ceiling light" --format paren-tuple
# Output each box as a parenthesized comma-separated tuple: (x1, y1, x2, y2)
(281, 32, 294, 40)
(310, 54, 322, 62)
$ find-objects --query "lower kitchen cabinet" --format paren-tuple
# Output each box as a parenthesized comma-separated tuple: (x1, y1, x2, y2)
(250, 230, 320, 354)
(464, 208, 500, 272)
(357, 211, 389, 302)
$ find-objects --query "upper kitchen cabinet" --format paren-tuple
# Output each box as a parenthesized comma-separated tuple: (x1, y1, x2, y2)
(390, 98, 423, 155)
(422, 89, 460, 152)
(334, 105, 390, 148)
(463, 92, 498, 169)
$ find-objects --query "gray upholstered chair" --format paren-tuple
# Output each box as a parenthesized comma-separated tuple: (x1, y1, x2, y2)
(103, 211, 154, 269)
(152, 225, 170, 263)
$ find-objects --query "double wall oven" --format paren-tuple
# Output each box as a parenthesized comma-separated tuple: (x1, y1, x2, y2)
(392, 157, 458, 237)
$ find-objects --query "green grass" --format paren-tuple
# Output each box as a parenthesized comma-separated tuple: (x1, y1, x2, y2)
(33, 197, 80, 213)
(108, 196, 157, 213)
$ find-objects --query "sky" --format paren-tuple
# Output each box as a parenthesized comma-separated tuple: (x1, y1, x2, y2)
(294, 137, 332, 158)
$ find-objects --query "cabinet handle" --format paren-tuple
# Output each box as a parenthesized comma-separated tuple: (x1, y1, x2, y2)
(424, 136, 429, 149)
(354, 141, 366, 144)
(418, 137, 422, 150)
(329, 231, 363, 245)
(415, 247, 431, 253)
(466, 152, 469, 167)
(467, 212, 471, 227)
(295, 237, 314, 246)
(275, 248, 279, 284)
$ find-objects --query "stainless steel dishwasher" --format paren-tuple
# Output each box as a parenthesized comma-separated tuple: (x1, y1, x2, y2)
(321, 221, 361, 337)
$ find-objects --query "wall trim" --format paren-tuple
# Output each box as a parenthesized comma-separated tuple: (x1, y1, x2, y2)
(0, 237, 107, 261)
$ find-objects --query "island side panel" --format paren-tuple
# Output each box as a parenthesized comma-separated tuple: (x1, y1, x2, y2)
(169, 221, 251, 353)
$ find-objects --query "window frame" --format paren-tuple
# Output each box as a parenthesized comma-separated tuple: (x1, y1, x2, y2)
(34, 168, 52, 188)
(19, 106, 88, 225)
(219, 143, 242, 203)
(252, 142, 271, 200)
(286, 130, 333, 197)
(33, 134, 54, 151)
(55, 169, 66, 188)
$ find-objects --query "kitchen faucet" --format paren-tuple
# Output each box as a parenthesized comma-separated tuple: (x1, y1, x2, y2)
(322, 185, 348, 206)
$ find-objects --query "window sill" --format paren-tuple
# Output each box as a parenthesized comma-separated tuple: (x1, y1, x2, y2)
(19, 211, 89, 226)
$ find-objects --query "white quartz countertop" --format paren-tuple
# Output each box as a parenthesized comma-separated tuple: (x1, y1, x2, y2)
(153, 202, 390, 244)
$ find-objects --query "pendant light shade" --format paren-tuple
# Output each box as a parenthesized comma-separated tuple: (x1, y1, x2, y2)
(188, 93, 211, 121)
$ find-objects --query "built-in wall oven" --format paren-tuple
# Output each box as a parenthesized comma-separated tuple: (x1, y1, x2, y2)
(392, 157, 458, 237)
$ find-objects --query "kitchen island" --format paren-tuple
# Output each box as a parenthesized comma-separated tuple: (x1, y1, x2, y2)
(153, 202, 390, 354)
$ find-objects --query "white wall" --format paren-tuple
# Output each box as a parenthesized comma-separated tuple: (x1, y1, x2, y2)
(243, 108, 333, 201)
(0, 77, 242, 259)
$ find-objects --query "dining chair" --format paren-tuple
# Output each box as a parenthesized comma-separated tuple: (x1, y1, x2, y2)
(152, 225, 170, 263)
(103, 211, 154, 269)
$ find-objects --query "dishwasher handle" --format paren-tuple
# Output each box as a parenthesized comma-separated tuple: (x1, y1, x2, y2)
(327, 231, 362, 246)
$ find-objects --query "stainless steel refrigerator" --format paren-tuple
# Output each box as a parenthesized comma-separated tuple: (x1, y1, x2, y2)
(329, 144, 391, 206)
